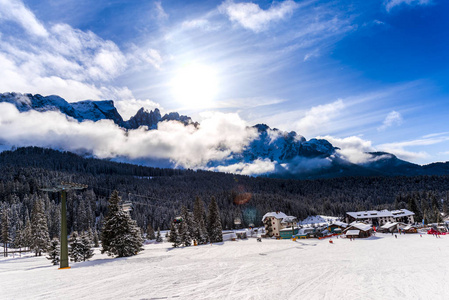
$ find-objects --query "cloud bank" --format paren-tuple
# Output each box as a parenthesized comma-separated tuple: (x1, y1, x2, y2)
(0, 103, 260, 172)
(384, 0, 432, 12)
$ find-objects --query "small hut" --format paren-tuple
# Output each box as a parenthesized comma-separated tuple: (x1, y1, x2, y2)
(328, 221, 348, 234)
(343, 222, 373, 238)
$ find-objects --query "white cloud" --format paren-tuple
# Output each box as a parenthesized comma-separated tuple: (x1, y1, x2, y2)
(0, 103, 259, 171)
(377, 110, 403, 131)
(219, 0, 299, 32)
(318, 135, 375, 164)
(0, 0, 48, 37)
(293, 99, 345, 138)
(384, 0, 431, 12)
(210, 158, 276, 176)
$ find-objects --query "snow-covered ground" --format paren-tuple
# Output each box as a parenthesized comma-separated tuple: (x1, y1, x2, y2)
(1, 233, 448, 299)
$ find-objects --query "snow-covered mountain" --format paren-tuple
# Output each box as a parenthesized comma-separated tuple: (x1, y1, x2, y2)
(0, 92, 193, 129)
(1, 92, 448, 178)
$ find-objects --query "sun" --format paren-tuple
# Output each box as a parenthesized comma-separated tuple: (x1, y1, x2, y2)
(171, 63, 218, 108)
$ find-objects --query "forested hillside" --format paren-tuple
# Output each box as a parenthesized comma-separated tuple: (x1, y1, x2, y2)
(0, 147, 448, 246)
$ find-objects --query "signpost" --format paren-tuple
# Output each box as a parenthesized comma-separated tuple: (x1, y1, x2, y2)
(41, 182, 88, 269)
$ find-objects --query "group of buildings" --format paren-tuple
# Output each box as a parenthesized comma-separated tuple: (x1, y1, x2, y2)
(262, 209, 417, 239)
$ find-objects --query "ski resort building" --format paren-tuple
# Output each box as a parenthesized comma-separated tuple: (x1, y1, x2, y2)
(345, 209, 415, 226)
(328, 221, 349, 233)
(343, 222, 373, 238)
(262, 211, 297, 238)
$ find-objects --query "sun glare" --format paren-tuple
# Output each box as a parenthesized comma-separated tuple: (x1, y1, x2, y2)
(171, 63, 218, 108)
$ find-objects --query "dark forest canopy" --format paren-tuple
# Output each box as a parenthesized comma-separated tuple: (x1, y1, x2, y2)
(0, 147, 448, 237)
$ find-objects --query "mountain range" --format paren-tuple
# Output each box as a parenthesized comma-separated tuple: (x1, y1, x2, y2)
(1, 92, 449, 179)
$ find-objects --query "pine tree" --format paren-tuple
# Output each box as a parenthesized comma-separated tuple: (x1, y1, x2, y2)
(93, 230, 100, 247)
(101, 191, 143, 257)
(80, 231, 94, 261)
(31, 199, 50, 256)
(207, 197, 223, 243)
(69, 231, 84, 262)
(193, 197, 209, 244)
(180, 206, 194, 247)
(170, 222, 182, 248)
(156, 227, 163, 243)
(47, 238, 60, 265)
(146, 222, 156, 240)
(1, 208, 10, 257)
(22, 214, 32, 251)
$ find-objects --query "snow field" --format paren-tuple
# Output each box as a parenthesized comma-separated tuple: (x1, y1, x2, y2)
(1, 233, 448, 300)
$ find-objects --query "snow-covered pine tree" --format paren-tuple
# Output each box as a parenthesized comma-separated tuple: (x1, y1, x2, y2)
(23, 214, 32, 251)
(47, 238, 60, 265)
(171, 223, 182, 248)
(101, 191, 143, 257)
(81, 231, 94, 261)
(146, 221, 156, 240)
(31, 199, 50, 256)
(193, 197, 209, 245)
(156, 227, 162, 243)
(180, 206, 194, 247)
(207, 196, 223, 243)
(69, 231, 84, 262)
(93, 230, 100, 247)
(1, 208, 10, 257)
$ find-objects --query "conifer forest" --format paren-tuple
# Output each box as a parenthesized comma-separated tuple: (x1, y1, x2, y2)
(1, 147, 449, 251)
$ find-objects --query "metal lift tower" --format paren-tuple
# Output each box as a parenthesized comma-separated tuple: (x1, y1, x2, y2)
(41, 182, 88, 269)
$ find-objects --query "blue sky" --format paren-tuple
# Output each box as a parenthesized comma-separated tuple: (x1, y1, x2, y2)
(0, 0, 448, 165)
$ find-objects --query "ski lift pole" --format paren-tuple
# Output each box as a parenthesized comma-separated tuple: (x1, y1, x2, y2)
(40, 182, 88, 270)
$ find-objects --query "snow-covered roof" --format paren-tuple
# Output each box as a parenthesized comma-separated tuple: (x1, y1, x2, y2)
(262, 212, 288, 221)
(279, 227, 299, 232)
(346, 230, 360, 236)
(347, 209, 415, 219)
(330, 221, 348, 228)
(299, 215, 339, 225)
(380, 222, 398, 229)
(348, 223, 372, 231)
(391, 209, 415, 217)
(281, 216, 297, 224)
(347, 210, 393, 219)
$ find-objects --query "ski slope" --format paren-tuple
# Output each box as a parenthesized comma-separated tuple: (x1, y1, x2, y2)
(1, 233, 448, 299)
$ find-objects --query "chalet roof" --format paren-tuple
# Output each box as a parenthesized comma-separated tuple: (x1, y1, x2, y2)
(347, 222, 372, 232)
(281, 216, 298, 224)
(330, 221, 348, 228)
(347, 209, 414, 219)
(279, 227, 299, 232)
(346, 230, 360, 236)
(380, 222, 398, 229)
(262, 212, 288, 221)
(391, 209, 415, 217)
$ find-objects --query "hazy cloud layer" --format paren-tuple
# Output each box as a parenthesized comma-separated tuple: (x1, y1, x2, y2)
(384, 0, 431, 11)
(0, 103, 258, 169)
(219, 0, 299, 32)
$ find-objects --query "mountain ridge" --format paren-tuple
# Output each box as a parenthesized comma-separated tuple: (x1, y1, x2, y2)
(1, 92, 448, 179)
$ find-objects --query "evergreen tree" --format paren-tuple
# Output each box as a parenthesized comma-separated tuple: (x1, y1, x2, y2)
(1, 208, 10, 257)
(93, 230, 100, 247)
(31, 199, 50, 256)
(193, 197, 209, 244)
(69, 231, 84, 262)
(47, 238, 60, 265)
(22, 214, 32, 251)
(101, 191, 143, 257)
(170, 222, 182, 248)
(156, 227, 163, 243)
(80, 231, 94, 261)
(146, 222, 156, 240)
(207, 197, 223, 243)
(180, 206, 194, 247)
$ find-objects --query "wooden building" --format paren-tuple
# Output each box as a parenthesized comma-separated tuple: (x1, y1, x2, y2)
(343, 223, 373, 238)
